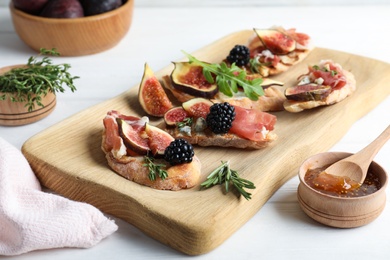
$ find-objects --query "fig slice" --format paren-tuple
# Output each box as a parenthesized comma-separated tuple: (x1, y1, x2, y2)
(139, 63, 173, 117)
(261, 78, 284, 89)
(116, 118, 150, 155)
(171, 62, 219, 98)
(164, 107, 189, 126)
(145, 123, 175, 157)
(254, 28, 296, 55)
(182, 98, 213, 119)
(285, 83, 332, 101)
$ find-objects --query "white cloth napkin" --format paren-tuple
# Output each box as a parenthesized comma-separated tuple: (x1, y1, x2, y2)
(0, 137, 118, 256)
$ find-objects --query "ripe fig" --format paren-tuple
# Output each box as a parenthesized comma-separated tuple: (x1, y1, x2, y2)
(12, 0, 49, 14)
(79, 0, 122, 16)
(164, 107, 189, 126)
(145, 123, 175, 157)
(171, 62, 219, 99)
(285, 83, 332, 101)
(138, 63, 173, 117)
(254, 29, 296, 55)
(117, 118, 150, 155)
(182, 98, 213, 119)
(40, 0, 84, 18)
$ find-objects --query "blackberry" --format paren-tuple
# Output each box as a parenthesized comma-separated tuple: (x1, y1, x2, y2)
(164, 139, 194, 166)
(206, 102, 235, 134)
(226, 45, 250, 66)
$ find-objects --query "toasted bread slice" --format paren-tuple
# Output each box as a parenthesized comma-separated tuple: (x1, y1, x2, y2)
(103, 150, 201, 191)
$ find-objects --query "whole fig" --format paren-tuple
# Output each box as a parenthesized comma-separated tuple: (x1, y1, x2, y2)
(12, 0, 49, 15)
(40, 0, 84, 18)
(80, 0, 122, 16)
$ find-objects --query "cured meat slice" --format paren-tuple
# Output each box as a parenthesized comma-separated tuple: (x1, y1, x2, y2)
(230, 105, 277, 141)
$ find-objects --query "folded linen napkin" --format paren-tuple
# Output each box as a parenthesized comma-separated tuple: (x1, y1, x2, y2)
(0, 137, 118, 256)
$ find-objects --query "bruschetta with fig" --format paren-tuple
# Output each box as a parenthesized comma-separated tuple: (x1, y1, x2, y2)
(283, 60, 356, 112)
(246, 26, 312, 77)
(101, 110, 201, 190)
(161, 98, 277, 149)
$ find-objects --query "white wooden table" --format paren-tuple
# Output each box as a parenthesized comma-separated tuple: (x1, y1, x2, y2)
(0, 3, 389, 260)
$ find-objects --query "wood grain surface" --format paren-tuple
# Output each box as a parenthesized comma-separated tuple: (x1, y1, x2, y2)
(21, 30, 390, 255)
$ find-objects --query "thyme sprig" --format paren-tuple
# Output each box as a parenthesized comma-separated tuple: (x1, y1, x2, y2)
(201, 161, 256, 200)
(183, 51, 264, 101)
(0, 48, 78, 112)
(176, 117, 193, 128)
(143, 156, 168, 181)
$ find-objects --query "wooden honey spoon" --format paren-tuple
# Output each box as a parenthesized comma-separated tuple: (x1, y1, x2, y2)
(324, 125, 390, 184)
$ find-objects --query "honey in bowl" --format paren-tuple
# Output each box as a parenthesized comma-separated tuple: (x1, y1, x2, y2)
(304, 165, 381, 198)
(298, 152, 388, 228)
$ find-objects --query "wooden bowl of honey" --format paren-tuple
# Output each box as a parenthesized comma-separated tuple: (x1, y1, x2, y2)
(297, 152, 388, 228)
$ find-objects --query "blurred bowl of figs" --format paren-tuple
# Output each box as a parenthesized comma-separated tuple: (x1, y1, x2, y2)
(9, 0, 134, 56)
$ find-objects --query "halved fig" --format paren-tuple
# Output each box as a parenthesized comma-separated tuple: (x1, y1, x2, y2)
(164, 107, 189, 126)
(254, 28, 296, 55)
(182, 98, 213, 119)
(171, 62, 219, 98)
(144, 123, 175, 157)
(117, 118, 150, 155)
(285, 83, 332, 101)
(139, 63, 173, 117)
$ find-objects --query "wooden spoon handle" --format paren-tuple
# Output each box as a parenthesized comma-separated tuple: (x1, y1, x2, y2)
(351, 124, 390, 172)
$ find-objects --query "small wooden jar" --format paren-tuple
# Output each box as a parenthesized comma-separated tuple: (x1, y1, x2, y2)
(0, 65, 56, 126)
(297, 152, 388, 228)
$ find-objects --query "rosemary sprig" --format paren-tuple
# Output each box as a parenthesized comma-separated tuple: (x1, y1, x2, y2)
(201, 161, 256, 200)
(143, 156, 168, 181)
(182, 51, 264, 101)
(0, 48, 78, 112)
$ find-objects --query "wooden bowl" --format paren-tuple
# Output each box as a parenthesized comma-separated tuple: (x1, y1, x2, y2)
(297, 152, 388, 228)
(0, 65, 56, 126)
(9, 0, 134, 56)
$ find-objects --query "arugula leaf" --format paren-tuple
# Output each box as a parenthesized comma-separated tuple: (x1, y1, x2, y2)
(182, 51, 264, 100)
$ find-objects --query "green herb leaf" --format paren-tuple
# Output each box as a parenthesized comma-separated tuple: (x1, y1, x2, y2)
(182, 51, 264, 101)
(176, 117, 193, 128)
(143, 156, 168, 181)
(202, 69, 214, 83)
(0, 48, 78, 112)
(200, 161, 256, 200)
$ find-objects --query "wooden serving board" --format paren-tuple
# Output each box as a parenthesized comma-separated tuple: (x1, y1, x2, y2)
(22, 30, 390, 255)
